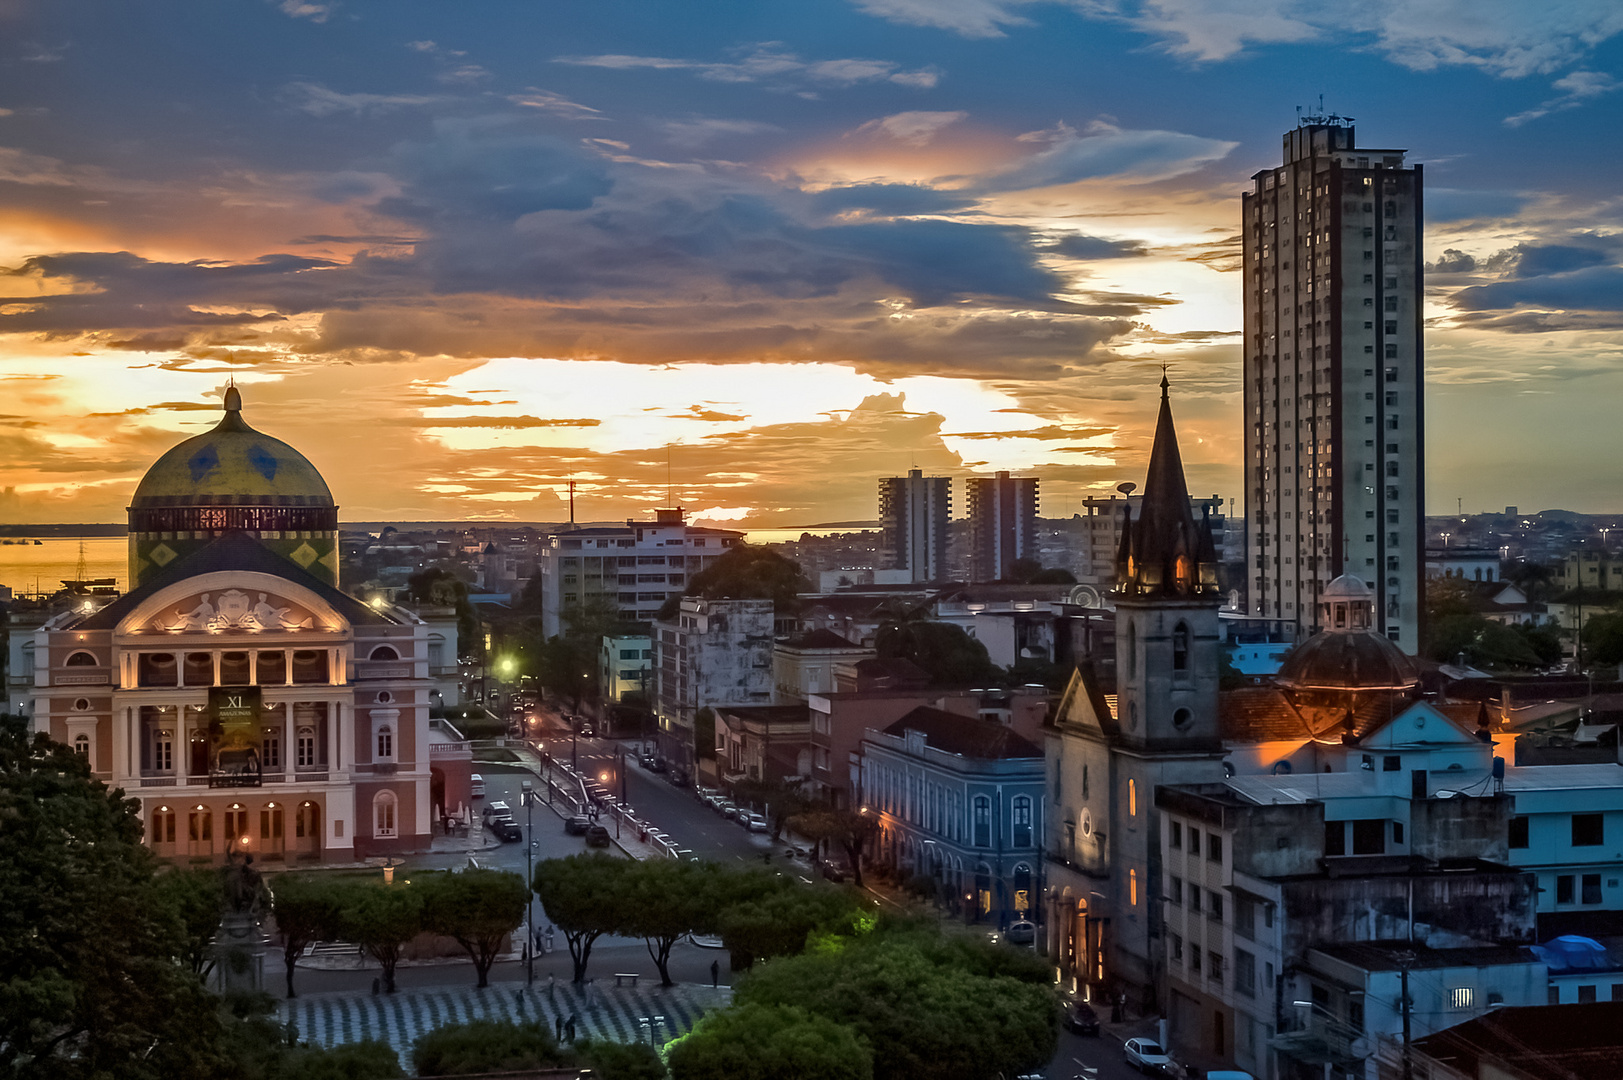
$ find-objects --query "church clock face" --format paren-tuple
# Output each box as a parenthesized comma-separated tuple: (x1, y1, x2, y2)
(1080, 807, 1094, 838)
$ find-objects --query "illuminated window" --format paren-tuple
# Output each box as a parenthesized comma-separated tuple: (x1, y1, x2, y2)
(1130, 868, 1139, 906)
(1450, 987, 1474, 1009)
(1129, 779, 1138, 817)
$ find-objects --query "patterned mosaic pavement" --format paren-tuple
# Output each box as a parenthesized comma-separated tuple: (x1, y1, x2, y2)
(279, 980, 732, 1065)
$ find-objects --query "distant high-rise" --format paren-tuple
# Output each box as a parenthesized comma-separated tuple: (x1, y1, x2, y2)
(878, 468, 950, 583)
(1243, 114, 1424, 646)
(966, 470, 1038, 581)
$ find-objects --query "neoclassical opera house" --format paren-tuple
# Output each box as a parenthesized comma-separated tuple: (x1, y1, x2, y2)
(30, 387, 432, 862)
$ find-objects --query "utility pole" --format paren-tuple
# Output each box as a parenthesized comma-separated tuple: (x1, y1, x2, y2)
(522, 779, 536, 988)
(1398, 953, 1415, 1080)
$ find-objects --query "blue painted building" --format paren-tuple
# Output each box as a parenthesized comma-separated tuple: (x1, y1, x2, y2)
(859, 705, 1045, 928)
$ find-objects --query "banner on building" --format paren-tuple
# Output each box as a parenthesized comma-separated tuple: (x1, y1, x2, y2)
(209, 685, 263, 787)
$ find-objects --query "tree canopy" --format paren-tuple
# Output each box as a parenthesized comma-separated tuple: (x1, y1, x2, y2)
(658, 543, 809, 619)
(0, 716, 232, 1080)
(412, 1019, 568, 1076)
(533, 853, 633, 982)
(152, 864, 226, 979)
(733, 935, 1056, 1080)
(270, 874, 344, 999)
(874, 619, 999, 686)
(668, 1003, 872, 1080)
(333, 880, 424, 994)
(418, 868, 530, 988)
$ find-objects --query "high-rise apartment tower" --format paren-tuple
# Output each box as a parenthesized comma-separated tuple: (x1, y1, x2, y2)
(1243, 115, 1423, 646)
(878, 468, 951, 583)
(966, 470, 1039, 582)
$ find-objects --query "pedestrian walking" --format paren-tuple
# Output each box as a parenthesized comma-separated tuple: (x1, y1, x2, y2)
(710, 959, 720, 988)
(547, 973, 556, 1002)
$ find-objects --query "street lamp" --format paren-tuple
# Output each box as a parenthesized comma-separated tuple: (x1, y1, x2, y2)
(521, 779, 536, 988)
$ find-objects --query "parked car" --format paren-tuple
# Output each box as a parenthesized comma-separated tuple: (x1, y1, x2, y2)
(1124, 1037, 1173, 1074)
(1003, 919, 1036, 946)
(484, 800, 513, 820)
(488, 818, 523, 842)
(742, 812, 769, 833)
(721, 804, 743, 821)
(584, 824, 611, 847)
(819, 858, 850, 883)
(578, 721, 595, 737)
(1062, 1000, 1101, 1036)
(564, 814, 592, 835)
(469, 773, 485, 800)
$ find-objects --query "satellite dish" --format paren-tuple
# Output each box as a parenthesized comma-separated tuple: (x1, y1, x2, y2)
(1068, 585, 1102, 608)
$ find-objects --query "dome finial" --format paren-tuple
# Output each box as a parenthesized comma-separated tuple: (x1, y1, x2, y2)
(224, 383, 242, 412)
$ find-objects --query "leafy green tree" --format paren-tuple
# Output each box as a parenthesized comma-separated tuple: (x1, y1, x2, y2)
(732, 776, 815, 840)
(273, 1040, 404, 1080)
(418, 868, 529, 988)
(787, 808, 879, 888)
(875, 619, 999, 686)
(657, 543, 810, 619)
(667, 1003, 872, 1080)
(412, 1019, 568, 1076)
(533, 853, 632, 983)
(1583, 612, 1623, 667)
(152, 864, 225, 979)
(1426, 613, 1545, 670)
(619, 859, 724, 986)
(335, 881, 423, 994)
(0, 716, 232, 1080)
(270, 874, 344, 999)
(576, 1038, 668, 1080)
(735, 936, 1056, 1080)
(718, 886, 863, 970)
(407, 566, 480, 662)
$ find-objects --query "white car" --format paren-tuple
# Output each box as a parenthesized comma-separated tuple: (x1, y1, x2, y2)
(1124, 1037, 1173, 1074)
(743, 812, 769, 832)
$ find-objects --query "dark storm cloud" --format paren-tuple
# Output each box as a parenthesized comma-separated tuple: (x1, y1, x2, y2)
(1512, 243, 1610, 278)
(1044, 234, 1147, 259)
(807, 183, 978, 216)
(1452, 265, 1623, 313)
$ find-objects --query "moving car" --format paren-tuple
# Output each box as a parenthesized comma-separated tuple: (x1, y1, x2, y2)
(470, 774, 485, 800)
(1003, 920, 1036, 946)
(1123, 1037, 1173, 1074)
(1062, 1000, 1101, 1036)
(584, 824, 611, 848)
(488, 818, 522, 842)
(563, 814, 593, 835)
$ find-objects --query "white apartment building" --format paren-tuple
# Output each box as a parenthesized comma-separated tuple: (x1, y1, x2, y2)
(1243, 114, 1424, 646)
(878, 469, 951, 584)
(531, 508, 742, 637)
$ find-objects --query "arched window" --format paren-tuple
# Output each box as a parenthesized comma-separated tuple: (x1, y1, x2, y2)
(20, 642, 34, 680)
(73, 733, 90, 758)
(1129, 867, 1139, 906)
(65, 650, 97, 667)
(296, 727, 317, 769)
(1012, 796, 1033, 847)
(154, 728, 174, 772)
(369, 645, 400, 661)
(427, 635, 446, 668)
(376, 725, 394, 760)
(1128, 778, 1138, 817)
(1012, 863, 1033, 915)
(973, 796, 991, 848)
(1172, 622, 1189, 671)
(373, 791, 398, 838)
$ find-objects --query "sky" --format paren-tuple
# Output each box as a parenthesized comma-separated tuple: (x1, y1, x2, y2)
(1, 0, 1621, 527)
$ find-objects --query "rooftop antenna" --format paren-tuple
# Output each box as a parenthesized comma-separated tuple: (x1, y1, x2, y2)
(568, 478, 576, 527)
(666, 446, 673, 507)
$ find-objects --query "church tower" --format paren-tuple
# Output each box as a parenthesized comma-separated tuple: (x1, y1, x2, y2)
(1113, 375, 1223, 752)
(1102, 376, 1228, 1009)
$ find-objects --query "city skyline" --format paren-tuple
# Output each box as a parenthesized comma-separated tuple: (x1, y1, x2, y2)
(2, 2, 1621, 526)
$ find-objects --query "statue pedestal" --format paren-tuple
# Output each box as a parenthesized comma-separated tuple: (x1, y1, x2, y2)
(214, 911, 268, 995)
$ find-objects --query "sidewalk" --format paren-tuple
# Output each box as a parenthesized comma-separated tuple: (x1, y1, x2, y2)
(280, 980, 732, 1062)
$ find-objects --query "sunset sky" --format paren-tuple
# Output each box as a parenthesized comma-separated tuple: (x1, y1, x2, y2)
(2, 0, 1621, 527)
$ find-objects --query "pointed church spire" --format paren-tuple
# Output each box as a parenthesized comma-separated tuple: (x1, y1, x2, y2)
(1115, 375, 1218, 597)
